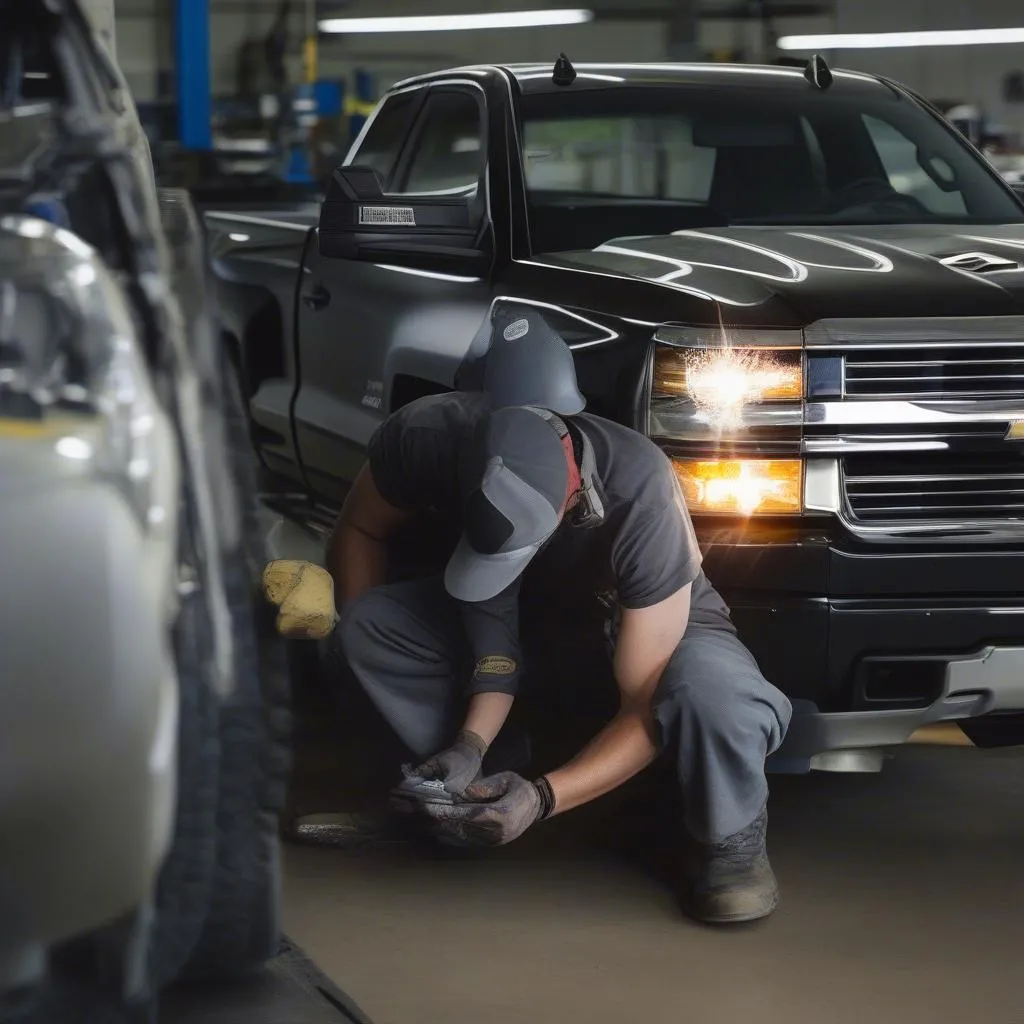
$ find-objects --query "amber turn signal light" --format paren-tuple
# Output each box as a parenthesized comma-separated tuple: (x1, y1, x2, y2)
(672, 458, 803, 515)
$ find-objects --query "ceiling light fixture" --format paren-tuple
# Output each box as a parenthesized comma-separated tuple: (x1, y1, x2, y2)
(319, 9, 594, 34)
(778, 27, 1024, 50)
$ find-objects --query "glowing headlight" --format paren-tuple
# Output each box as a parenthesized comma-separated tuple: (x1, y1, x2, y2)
(651, 327, 803, 438)
(654, 345, 803, 427)
(672, 459, 803, 516)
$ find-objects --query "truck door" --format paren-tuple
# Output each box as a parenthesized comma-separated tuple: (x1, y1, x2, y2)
(294, 82, 495, 503)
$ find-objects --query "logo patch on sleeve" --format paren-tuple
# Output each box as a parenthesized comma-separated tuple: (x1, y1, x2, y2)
(475, 655, 517, 676)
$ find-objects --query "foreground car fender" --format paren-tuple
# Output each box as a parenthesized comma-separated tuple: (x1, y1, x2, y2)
(0, 221, 181, 987)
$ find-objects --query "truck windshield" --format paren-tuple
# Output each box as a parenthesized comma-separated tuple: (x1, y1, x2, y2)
(518, 84, 1024, 253)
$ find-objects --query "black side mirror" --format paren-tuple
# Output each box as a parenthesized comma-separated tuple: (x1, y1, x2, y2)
(318, 165, 490, 276)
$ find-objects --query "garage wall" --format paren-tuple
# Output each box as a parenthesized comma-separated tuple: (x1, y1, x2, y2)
(115, 0, 1024, 134)
(776, 0, 1024, 133)
(115, 2, 670, 101)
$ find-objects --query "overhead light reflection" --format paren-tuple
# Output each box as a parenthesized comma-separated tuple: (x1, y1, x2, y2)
(55, 436, 93, 460)
(375, 264, 481, 283)
(515, 71, 625, 82)
(789, 233, 894, 273)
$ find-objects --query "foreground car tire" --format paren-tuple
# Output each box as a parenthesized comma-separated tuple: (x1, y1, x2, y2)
(176, 358, 292, 981)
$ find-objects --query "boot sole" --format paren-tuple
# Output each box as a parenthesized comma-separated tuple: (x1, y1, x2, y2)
(684, 889, 780, 925)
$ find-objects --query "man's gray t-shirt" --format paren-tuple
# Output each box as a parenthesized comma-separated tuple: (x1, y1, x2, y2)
(367, 393, 733, 691)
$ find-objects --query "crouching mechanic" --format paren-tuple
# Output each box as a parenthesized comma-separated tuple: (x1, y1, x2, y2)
(325, 386, 793, 924)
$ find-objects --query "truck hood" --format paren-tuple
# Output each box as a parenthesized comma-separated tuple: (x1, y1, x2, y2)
(543, 224, 1024, 323)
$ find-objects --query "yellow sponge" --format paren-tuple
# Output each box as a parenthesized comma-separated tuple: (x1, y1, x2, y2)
(262, 560, 339, 640)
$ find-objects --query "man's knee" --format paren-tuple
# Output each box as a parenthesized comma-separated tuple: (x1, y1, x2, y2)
(332, 587, 397, 669)
(654, 656, 731, 726)
(654, 633, 792, 748)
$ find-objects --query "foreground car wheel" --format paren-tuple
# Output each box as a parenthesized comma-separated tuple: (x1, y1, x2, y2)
(175, 355, 292, 982)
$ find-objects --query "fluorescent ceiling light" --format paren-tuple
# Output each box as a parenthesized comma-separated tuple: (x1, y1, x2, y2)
(779, 27, 1024, 50)
(320, 9, 593, 33)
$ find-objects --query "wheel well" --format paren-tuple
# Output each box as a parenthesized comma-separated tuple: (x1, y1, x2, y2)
(389, 374, 450, 412)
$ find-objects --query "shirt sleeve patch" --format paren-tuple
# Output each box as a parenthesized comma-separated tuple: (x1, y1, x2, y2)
(475, 655, 518, 676)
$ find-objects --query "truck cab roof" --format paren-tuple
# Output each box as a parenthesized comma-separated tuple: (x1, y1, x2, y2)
(392, 60, 893, 98)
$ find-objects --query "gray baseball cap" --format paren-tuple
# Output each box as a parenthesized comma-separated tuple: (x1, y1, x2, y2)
(453, 302, 587, 416)
(445, 406, 569, 603)
(485, 306, 587, 416)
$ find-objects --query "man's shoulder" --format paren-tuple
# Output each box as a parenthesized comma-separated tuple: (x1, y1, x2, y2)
(578, 413, 671, 469)
(387, 391, 490, 434)
(577, 413, 677, 509)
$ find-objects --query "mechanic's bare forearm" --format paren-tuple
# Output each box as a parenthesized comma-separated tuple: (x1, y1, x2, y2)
(462, 692, 515, 748)
(544, 586, 692, 816)
(327, 465, 414, 611)
(544, 709, 658, 815)
(327, 524, 387, 611)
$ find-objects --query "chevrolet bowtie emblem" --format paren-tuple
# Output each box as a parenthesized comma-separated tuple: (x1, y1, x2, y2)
(1007, 421, 1024, 441)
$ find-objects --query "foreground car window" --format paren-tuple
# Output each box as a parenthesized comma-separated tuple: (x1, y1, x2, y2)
(520, 85, 1024, 252)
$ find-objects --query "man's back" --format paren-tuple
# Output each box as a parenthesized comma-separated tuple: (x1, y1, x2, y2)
(369, 392, 730, 630)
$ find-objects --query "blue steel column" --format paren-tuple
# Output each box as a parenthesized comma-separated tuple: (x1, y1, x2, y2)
(176, 0, 212, 150)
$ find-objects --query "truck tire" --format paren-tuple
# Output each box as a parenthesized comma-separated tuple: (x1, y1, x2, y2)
(176, 347, 292, 981)
(958, 714, 1024, 748)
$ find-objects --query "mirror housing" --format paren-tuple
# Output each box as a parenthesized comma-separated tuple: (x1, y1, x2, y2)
(318, 165, 491, 276)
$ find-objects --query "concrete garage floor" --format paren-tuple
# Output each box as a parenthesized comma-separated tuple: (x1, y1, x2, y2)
(281, 746, 1024, 1024)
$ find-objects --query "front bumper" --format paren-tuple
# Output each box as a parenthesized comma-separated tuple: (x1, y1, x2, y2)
(769, 643, 1024, 772)
(701, 523, 1024, 771)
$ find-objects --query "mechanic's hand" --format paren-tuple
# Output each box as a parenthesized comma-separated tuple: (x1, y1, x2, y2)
(411, 729, 488, 796)
(424, 771, 544, 847)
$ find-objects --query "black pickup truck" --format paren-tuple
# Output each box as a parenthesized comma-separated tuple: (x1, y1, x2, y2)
(206, 57, 1024, 771)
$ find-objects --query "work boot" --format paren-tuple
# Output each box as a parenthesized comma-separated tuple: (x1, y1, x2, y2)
(684, 807, 779, 924)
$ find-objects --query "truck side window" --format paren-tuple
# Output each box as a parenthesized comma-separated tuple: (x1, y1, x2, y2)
(394, 90, 484, 195)
(348, 94, 418, 183)
(863, 114, 968, 216)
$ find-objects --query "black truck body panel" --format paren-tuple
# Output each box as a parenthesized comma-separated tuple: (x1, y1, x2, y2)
(205, 61, 1024, 762)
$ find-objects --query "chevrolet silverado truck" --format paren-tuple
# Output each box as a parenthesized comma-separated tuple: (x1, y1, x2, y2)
(205, 56, 1024, 772)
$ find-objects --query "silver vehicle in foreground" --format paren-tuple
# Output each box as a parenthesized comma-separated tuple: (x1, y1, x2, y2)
(1, 2, 291, 1020)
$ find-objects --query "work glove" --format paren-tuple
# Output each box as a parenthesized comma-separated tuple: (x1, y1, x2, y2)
(262, 560, 339, 640)
(410, 729, 488, 796)
(423, 772, 555, 847)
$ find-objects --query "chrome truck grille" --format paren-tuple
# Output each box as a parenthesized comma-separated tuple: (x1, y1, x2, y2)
(843, 455, 1024, 522)
(844, 346, 1024, 400)
(803, 317, 1024, 542)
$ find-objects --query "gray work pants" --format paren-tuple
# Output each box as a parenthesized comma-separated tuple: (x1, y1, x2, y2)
(329, 576, 792, 844)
